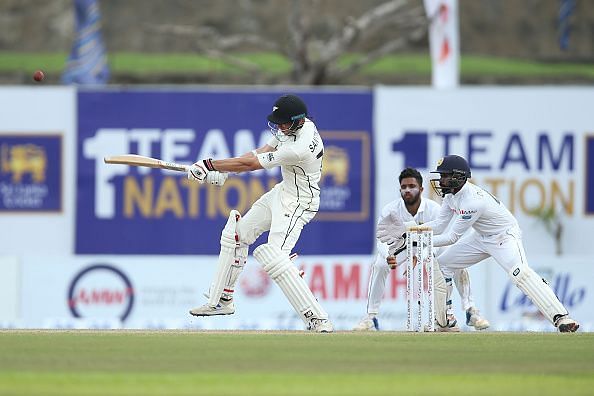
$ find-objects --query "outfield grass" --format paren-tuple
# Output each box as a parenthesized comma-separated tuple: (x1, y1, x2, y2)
(0, 330, 592, 395)
(1, 51, 593, 80)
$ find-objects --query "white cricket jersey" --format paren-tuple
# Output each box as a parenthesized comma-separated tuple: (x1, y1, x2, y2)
(425, 181, 519, 247)
(376, 197, 441, 257)
(255, 119, 324, 210)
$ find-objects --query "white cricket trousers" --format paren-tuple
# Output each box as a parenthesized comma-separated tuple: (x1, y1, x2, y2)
(237, 184, 317, 253)
(437, 228, 528, 277)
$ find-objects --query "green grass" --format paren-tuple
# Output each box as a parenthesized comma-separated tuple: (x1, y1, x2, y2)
(1, 51, 593, 79)
(0, 330, 592, 395)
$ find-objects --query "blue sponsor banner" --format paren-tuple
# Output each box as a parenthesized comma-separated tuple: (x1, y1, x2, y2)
(586, 135, 594, 215)
(76, 90, 374, 254)
(0, 134, 62, 212)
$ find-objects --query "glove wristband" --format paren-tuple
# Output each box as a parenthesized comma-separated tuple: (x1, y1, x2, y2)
(203, 158, 216, 171)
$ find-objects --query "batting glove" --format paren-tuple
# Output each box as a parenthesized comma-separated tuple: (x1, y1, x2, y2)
(187, 162, 208, 183)
(206, 171, 229, 186)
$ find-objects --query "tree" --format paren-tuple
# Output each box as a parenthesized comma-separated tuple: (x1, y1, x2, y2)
(153, 0, 427, 85)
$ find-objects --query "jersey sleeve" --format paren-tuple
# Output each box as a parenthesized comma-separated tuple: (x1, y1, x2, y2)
(267, 135, 279, 148)
(376, 239, 389, 258)
(255, 145, 301, 169)
(432, 199, 485, 247)
(423, 200, 454, 235)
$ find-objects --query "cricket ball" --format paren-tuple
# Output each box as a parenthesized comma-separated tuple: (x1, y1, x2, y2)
(33, 70, 45, 82)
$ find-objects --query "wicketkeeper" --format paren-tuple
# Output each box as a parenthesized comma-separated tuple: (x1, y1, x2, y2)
(379, 155, 579, 333)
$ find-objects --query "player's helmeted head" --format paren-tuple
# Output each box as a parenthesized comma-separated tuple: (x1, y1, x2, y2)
(430, 155, 471, 196)
(267, 94, 308, 141)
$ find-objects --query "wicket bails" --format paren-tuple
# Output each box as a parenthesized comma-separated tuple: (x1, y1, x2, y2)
(405, 225, 435, 332)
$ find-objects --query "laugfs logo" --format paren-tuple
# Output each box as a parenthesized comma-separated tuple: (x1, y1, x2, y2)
(240, 267, 272, 297)
(67, 264, 134, 321)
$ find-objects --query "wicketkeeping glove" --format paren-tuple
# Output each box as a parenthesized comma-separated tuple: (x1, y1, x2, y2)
(376, 212, 406, 245)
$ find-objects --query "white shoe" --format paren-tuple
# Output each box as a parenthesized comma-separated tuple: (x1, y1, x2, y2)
(436, 314, 460, 332)
(353, 317, 379, 331)
(466, 307, 490, 330)
(189, 300, 235, 317)
(555, 315, 579, 333)
(308, 319, 334, 333)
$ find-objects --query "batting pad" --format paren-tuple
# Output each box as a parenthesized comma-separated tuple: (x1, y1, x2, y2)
(208, 210, 241, 306)
(454, 269, 473, 311)
(509, 265, 568, 324)
(253, 243, 328, 325)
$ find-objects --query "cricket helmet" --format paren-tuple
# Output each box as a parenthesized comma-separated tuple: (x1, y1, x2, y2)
(267, 94, 308, 141)
(430, 155, 471, 196)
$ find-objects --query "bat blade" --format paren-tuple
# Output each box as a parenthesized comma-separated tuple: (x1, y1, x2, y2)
(104, 154, 189, 172)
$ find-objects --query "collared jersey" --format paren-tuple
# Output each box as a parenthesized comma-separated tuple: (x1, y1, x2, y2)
(256, 119, 324, 210)
(425, 181, 519, 247)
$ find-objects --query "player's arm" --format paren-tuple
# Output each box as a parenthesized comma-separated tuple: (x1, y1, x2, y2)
(208, 155, 261, 173)
(432, 202, 484, 247)
(422, 202, 454, 235)
(195, 143, 277, 174)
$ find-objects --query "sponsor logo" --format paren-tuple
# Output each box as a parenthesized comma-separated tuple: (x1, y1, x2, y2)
(390, 129, 585, 216)
(67, 264, 134, 322)
(240, 267, 271, 297)
(500, 271, 586, 315)
(317, 131, 371, 221)
(0, 135, 62, 212)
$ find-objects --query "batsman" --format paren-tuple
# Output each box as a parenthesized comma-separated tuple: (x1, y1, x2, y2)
(186, 94, 333, 333)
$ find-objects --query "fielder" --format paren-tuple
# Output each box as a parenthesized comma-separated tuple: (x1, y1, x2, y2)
(354, 168, 490, 332)
(378, 155, 579, 333)
(186, 94, 333, 333)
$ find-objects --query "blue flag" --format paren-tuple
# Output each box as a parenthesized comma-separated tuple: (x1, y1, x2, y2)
(558, 0, 575, 51)
(62, 0, 110, 84)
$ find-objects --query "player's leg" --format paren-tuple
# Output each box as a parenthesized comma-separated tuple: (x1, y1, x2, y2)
(436, 231, 489, 331)
(264, 200, 332, 332)
(488, 230, 579, 333)
(431, 257, 450, 329)
(453, 269, 490, 330)
(353, 247, 388, 331)
(254, 243, 333, 332)
(189, 191, 272, 317)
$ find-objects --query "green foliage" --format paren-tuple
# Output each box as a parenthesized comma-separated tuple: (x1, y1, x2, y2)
(529, 206, 563, 255)
(1, 52, 594, 80)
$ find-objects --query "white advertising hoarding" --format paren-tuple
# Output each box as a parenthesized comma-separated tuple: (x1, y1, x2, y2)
(0, 87, 76, 254)
(374, 87, 594, 256)
(0, 256, 19, 324)
(479, 255, 592, 332)
(20, 255, 383, 330)
(18, 254, 590, 331)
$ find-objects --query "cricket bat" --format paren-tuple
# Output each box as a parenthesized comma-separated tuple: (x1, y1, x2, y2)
(103, 154, 189, 172)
